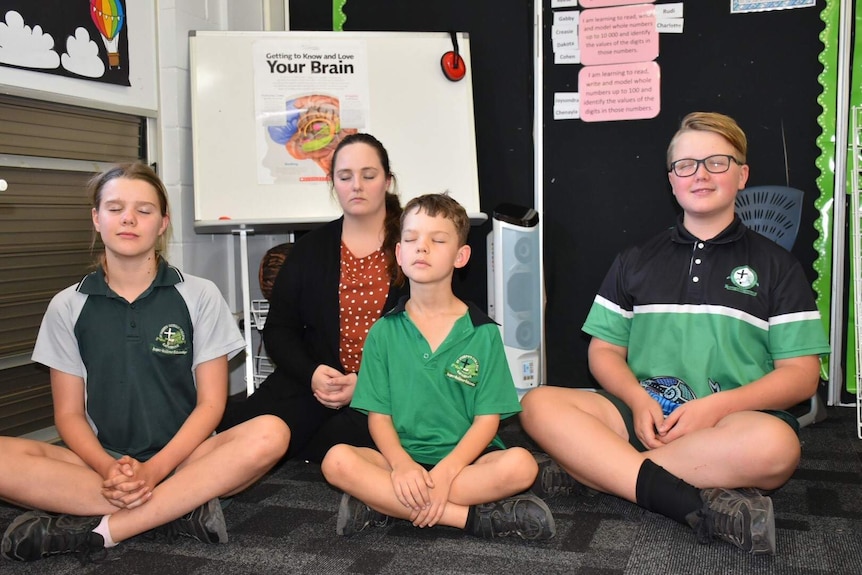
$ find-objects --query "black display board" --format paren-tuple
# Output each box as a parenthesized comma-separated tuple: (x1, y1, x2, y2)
(542, 1, 827, 387)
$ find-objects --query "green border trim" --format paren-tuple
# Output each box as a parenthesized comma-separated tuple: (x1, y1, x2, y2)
(333, 0, 347, 31)
(844, 1, 862, 392)
(813, 0, 839, 380)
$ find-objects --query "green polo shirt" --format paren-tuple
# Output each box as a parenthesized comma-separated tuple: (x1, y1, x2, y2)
(583, 216, 830, 403)
(351, 297, 521, 465)
(32, 260, 244, 461)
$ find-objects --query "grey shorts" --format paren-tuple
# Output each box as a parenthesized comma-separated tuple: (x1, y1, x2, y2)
(596, 390, 800, 453)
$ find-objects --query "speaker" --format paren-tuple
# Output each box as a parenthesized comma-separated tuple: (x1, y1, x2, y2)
(487, 203, 541, 398)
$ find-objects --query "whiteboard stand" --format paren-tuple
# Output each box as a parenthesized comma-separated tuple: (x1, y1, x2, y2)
(232, 226, 257, 397)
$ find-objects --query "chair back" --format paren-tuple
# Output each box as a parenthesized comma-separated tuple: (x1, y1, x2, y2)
(734, 185, 804, 251)
(258, 243, 293, 300)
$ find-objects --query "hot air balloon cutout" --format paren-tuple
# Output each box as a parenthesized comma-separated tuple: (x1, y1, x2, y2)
(90, 0, 124, 69)
(266, 95, 358, 176)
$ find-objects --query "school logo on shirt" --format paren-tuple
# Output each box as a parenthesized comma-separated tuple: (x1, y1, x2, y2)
(725, 265, 759, 296)
(153, 324, 189, 356)
(446, 354, 480, 387)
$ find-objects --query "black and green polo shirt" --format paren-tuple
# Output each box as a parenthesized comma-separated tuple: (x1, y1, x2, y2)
(32, 260, 244, 461)
(583, 216, 830, 401)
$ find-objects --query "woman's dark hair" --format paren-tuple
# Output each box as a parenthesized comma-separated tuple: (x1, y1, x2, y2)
(329, 133, 404, 286)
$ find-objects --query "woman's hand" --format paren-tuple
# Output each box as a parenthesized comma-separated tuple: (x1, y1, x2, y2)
(311, 365, 357, 410)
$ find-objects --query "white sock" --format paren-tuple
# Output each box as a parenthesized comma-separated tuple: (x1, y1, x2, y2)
(91, 515, 117, 548)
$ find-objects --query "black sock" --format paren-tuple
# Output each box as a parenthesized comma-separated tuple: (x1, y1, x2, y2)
(635, 459, 703, 524)
(464, 505, 478, 532)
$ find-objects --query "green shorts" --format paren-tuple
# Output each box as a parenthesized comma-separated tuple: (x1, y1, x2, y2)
(596, 390, 800, 453)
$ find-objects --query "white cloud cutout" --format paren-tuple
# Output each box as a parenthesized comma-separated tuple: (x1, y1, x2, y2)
(61, 27, 104, 78)
(0, 10, 60, 69)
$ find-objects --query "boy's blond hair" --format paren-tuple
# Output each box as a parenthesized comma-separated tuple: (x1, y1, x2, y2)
(401, 193, 470, 246)
(666, 112, 748, 169)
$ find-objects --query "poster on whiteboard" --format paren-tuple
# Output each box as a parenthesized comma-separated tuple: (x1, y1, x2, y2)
(253, 39, 370, 185)
(190, 31, 481, 229)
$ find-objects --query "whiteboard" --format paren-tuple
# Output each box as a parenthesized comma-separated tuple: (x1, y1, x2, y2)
(189, 31, 481, 231)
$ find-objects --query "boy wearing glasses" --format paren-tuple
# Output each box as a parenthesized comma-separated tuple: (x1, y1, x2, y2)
(520, 112, 829, 555)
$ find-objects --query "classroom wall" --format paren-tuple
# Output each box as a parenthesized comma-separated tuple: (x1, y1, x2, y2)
(541, 1, 830, 388)
(156, 1, 294, 395)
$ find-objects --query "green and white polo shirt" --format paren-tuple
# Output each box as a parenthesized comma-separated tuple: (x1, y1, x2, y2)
(583, 216, 830, 401)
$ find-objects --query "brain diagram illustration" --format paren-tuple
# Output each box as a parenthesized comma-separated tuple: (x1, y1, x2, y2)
(266, 94, 357, 175)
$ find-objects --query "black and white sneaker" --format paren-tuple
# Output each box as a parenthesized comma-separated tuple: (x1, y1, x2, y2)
(467, 493, 556, 541)
(156, 498, 228, 544)
(1, 511, 105, 563)
(336, 493, 389, 537)
(530, 452, 589, 499)
(686, 487, 775, 555)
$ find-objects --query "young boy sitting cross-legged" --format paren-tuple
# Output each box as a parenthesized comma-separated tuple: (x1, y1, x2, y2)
(321, 193, 554, 541)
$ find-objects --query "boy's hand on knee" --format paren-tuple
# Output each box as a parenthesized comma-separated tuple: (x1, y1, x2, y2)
(631, 398, 666, 450)
(657, 397, 723, 443)
(391, 462, 434, 511)
(413, 478, 449, 528)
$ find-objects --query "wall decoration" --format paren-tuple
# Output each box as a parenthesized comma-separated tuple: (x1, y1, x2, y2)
(0, 0, 129, 86)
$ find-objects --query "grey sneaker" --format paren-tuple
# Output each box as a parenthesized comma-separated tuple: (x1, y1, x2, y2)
(531, 452, 587, 499)
(467, 493, 556, 541)
(336, 493, 388, 537)
(686, 488, 775, 555)
(1, 511, 105, 563)
(157, 498, 228, 544)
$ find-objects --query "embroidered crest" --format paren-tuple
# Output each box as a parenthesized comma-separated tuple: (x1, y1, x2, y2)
(153, 324, 189, 356)
(725, 265, 759, 296)
(446, 354, 480, 387)
(640, 376, 696, 416)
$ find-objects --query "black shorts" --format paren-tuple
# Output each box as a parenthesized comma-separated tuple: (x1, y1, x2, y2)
(217, 372, 374, 463)
(416, 445, 502, 471)
(596, 390, 800, 453)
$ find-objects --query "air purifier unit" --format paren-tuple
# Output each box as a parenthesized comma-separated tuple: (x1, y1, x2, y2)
(487, 203, 541, 399)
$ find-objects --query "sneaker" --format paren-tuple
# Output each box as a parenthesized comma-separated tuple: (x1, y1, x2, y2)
(530, 452, 586, 499)
(1, 511, 105, 563)
(156, 498, 228, 544)
(686, 488, 775, 555)
(336, 492, 388, 537)
(467, 493, 556, 541)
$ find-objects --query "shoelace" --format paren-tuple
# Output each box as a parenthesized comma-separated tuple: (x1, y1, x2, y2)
(488, 501, 542, 538)
(693, 501, 748, 549)
(691, 506, 715, 545)
(143, 517, 185, 544)
(355, 504, 387, 530)
(541, 465, 581, 496)
(72, 538, 107, 565)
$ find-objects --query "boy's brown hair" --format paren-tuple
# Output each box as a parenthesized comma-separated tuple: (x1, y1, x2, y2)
(401, 193, 470, 246)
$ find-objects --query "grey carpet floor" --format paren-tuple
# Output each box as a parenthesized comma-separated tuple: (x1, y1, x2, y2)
(2, 405, 861, 574)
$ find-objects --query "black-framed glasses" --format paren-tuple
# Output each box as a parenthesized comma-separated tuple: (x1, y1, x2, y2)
(668, 154, 742, 177)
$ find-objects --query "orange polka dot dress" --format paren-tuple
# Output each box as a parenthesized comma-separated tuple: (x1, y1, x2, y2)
(339, 242, 391, 374)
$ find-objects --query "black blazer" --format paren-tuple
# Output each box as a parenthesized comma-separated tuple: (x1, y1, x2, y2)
(260, 217, 407, 397)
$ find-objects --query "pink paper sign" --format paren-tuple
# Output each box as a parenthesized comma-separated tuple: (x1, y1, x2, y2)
(578, 61, 660, 122)
(579, 4, 658, 66)
(581, 0, 655, 6)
